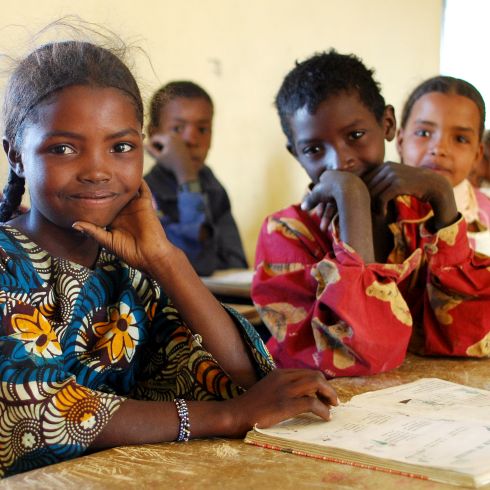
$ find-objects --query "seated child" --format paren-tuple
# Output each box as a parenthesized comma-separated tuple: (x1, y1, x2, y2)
(0, 40, 337, 478)
(251, 50, 490, 377)
(469, 129, 490, 195)
(397, 76, 490, 255)
(144, 81, 248, 276)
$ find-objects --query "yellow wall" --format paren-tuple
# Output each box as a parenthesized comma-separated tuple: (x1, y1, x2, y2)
(0, 0, 443, 263)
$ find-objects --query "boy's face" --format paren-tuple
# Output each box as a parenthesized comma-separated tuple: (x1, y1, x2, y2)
(152, 97, 213, 169)
(287, 91, 395, 184)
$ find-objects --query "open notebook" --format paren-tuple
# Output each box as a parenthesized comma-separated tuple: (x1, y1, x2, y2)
(245, 378, 490, 488)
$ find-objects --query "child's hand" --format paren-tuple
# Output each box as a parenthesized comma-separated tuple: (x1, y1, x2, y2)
(145, 133, 199, 184)
(363, 163, 459, 229)
(72, 181, 172, 273)
(313, 202, 338, 231)
(302, 171, 375, 262)
(226, 369, 339, 435)
(302, 170, 368, 215)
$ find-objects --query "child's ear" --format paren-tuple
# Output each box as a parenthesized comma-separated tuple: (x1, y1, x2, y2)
(286, 143, 297, 156)
(474, 141, 484, 166)
(382, 105, 397, 142)
(3, 138, 25, 178)
(396, 128, 405, 158)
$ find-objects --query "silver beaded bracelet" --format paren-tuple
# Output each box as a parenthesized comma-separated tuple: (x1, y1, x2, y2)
(174, 398, 191, 442)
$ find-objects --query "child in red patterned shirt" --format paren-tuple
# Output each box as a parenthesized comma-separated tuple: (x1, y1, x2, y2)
(252, 50, 490, 377)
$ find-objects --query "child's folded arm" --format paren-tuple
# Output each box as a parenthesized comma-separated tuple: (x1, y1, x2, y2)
(251, 207, 418, 377)
(0, 297, 273, 477)
(415, 215, 490, 357)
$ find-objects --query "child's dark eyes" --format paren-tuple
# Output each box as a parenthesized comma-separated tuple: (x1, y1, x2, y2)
(112, 142, 134, 153)
(49, 144, 75, 155)
(302, 145, 322, 155)
(414, 129, 430, 137)
(456, 135, 469, 144)
(348, 130, 365, 140)
(172, 125, 209, 135)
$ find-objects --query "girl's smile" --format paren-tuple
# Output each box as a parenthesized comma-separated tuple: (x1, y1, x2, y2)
(67, 190, 120, 204)
(5, 84, 144, 264)
(12, 84, 143, 230)
(70, 192, 116, 198)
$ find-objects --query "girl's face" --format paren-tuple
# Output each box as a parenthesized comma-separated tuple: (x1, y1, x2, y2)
(14, 85, 144, 230)
(397, 92, 483, 187)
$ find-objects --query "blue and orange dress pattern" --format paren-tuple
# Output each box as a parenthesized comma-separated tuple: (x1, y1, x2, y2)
(0, 226, 273, 477)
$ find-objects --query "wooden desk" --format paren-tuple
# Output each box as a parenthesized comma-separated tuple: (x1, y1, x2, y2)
(200, 269, 254, 299)
(201, 268, 265, 329)
(3, 354, 490, 489)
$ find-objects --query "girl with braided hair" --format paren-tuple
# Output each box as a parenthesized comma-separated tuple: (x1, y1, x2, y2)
(0, 39, 337, 477)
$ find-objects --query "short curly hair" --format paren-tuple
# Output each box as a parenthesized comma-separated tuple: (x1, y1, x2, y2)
(147, 81, 213, 135)
(275, 50, 386, 144)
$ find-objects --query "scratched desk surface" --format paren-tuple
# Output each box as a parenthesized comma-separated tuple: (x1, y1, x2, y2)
(3, 353, 490, 490)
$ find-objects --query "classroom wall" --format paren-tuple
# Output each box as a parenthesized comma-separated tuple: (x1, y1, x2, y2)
(0, 0, 443, 264)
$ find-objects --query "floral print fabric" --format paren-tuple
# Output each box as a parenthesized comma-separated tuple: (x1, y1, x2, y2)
(0, 226, 272, 477)
(252, 196, 490, 377)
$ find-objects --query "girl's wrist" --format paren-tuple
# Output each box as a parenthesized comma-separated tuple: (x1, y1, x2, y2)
(217, 398, 255, 437)
(188, 400, 241, 438)
(215, 400, 241, 437)
(147, 244, 185, 275)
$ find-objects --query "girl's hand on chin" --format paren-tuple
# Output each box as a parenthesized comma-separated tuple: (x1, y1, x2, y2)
(72, 180, 172, 273)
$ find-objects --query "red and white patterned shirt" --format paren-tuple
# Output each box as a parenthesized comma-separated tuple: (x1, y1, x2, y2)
(252, 195, 490, 377)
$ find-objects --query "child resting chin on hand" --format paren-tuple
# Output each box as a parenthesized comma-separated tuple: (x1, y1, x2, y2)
(251, 50, 490, 378)
(0, 38, 337, 478)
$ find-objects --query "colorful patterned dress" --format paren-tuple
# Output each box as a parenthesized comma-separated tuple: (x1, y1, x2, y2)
(252, 196, 490, 377)
(0, 226, 273, 478)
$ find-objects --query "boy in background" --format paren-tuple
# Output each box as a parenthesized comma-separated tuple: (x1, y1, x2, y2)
(145, 81, 247, 276)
